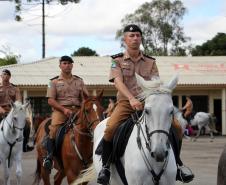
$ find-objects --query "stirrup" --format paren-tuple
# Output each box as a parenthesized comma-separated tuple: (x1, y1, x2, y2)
(43, 157, 53, 172)
(176, 165, 194, 183)
(97, 166, 111, 185)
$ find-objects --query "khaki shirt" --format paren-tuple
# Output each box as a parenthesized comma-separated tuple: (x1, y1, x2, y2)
(0, 83, 21, 106)
(109, 51, 159, 100)
(46, 75, 88, 106)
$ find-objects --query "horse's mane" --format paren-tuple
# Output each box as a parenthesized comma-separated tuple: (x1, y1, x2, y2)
(137, 78, 172, 101)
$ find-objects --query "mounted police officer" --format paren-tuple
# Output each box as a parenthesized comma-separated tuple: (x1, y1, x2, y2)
(181, 96, 193, 122)
(43, 55, 89, 172)
(0, 69, 33, 152)
(97, 24, 194, 185)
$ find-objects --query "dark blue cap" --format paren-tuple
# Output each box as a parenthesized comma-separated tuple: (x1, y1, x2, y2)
(59, 55, 74, 63)
(123, 24, 142, 35)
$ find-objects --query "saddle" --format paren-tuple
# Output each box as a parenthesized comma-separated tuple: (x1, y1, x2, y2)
(43, 115, 77, 166)
(95, 111, 142, 185)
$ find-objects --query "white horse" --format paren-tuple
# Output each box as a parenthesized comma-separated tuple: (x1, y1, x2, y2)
(190, 112, 217, 142)
(73, 74, 178, 185)
(0, 101, 29, 185)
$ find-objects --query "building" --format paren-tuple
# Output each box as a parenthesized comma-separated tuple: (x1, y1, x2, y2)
(0, 56, 226, 134)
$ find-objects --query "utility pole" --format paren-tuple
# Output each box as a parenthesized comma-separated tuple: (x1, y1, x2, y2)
(42, 0, 45, 58)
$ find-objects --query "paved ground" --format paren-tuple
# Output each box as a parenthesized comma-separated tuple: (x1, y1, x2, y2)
(0, 136, 225, 185)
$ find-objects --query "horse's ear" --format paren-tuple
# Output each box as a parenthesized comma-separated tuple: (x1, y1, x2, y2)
(23, 102, 30, 109)
(165, 74, 179, 90)
(135, 73, 145, 91)
(97, 90, 104, 100)
(10, 101, 15, 109)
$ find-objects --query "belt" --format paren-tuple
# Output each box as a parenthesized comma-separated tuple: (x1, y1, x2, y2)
(64, 105, 81, 109)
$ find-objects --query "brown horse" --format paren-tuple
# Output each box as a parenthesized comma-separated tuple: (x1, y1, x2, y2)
(33, 91, 104, 185)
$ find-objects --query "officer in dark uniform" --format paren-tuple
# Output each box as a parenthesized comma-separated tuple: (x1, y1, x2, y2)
(43, 56, 89, 172)
(97, 24, 194, 184)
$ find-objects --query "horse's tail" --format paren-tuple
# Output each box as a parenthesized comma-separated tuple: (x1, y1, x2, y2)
(71, 163, 96, 185)
(32, 159, 41, 185)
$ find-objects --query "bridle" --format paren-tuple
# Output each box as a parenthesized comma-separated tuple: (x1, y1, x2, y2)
(0, 108, 25, 167)
(70, 98, 102, 167)
(73, 98, 101, 138)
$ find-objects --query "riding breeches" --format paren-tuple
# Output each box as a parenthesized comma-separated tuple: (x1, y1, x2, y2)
(49, 107, 79, 139)
(172, 117, 183, 140)
(104, 100, 135, 141)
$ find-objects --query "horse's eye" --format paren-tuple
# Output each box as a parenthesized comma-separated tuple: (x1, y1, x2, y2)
(170, 110, 174, 115)
(144, 109, 149, 115)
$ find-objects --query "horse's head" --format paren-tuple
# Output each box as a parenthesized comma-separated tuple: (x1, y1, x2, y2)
(6, 101, 29, 136)
(136, 73, 178, 162)
(77, 90, 104, 134)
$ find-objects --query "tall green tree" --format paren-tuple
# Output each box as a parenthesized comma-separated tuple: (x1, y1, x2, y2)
(71, 47, 99, 56)
(0, 46, 19, 66)
(191, 33, 226, 56)
(116, 0, 190, 56)
(0, 56, 18, 67)
(11, 0, 81, 58)
(13, 0, 80, 21)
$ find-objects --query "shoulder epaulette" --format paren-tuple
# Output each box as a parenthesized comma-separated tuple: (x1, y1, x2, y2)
(144, 54, 156, 60)
(10, 83, 17, 87)
(50, 76, 59, 80)
(111, 53, 123, 59)
(73, 75, 82, 80)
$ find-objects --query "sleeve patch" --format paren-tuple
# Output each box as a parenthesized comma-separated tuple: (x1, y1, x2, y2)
(48, 81, 52, 88)
(111, 60, 117, 68)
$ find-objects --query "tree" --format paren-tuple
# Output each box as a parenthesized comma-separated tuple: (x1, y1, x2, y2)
(116, 0, 190, 56)
(0, 45, 19, 66)
(191, 33, 226, 56)
(71, 47, 99, 56)
(0, 56, 18, 66)
(11, 0, 81, 58)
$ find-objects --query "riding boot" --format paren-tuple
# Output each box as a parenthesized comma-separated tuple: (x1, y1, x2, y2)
(43, 137, 55, 172)
(23, 123, 34, 152)
(97, 139, 112, 185)
(169, 126, 194, 183)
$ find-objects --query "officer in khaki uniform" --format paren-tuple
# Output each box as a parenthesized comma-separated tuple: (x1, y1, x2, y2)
(0, 69, 34, 152)
(97, 24, 194, 185)
(0, 69, 21, 115)
(43, 55, 89, 172)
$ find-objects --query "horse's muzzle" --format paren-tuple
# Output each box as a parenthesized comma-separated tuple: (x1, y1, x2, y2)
(151, 150, 168, 162)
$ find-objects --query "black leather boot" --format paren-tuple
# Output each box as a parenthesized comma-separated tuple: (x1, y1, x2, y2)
(97, 139, 112, 185)
(23, 121, 33, 152)
(170, 126, 194, 183)
(43, 138, 55, 173)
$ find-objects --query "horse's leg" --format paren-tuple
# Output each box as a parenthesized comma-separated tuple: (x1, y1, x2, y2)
(205, 125, 214, 142)
(193, 126, 202, 142)
(3, 160, 10, 185)
(40, 166, 51, 185)
(54, 171, 65, 185)
(15, 154, 23, 185)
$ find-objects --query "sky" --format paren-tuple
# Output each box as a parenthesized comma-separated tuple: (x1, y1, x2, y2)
(0, 0, 225, 63)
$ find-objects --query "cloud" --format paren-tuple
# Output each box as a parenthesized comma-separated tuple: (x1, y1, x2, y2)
(0, 0, 225, 63)
(185, 15, 226, 45)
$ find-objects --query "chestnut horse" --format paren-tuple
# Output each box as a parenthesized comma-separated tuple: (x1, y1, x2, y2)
(33, 91, 104, 185)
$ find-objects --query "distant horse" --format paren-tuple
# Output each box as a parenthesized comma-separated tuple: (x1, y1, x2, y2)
(190, 112, 217, 142)
(0, 101, 29, 185)
(33, 91, 104, 185)
(73, 74, 178, 185)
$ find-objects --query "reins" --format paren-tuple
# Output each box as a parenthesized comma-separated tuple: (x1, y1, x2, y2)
(0, 110, 25, 167)
(134, 110, 170, 185)
(69, 98, 101, 167)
